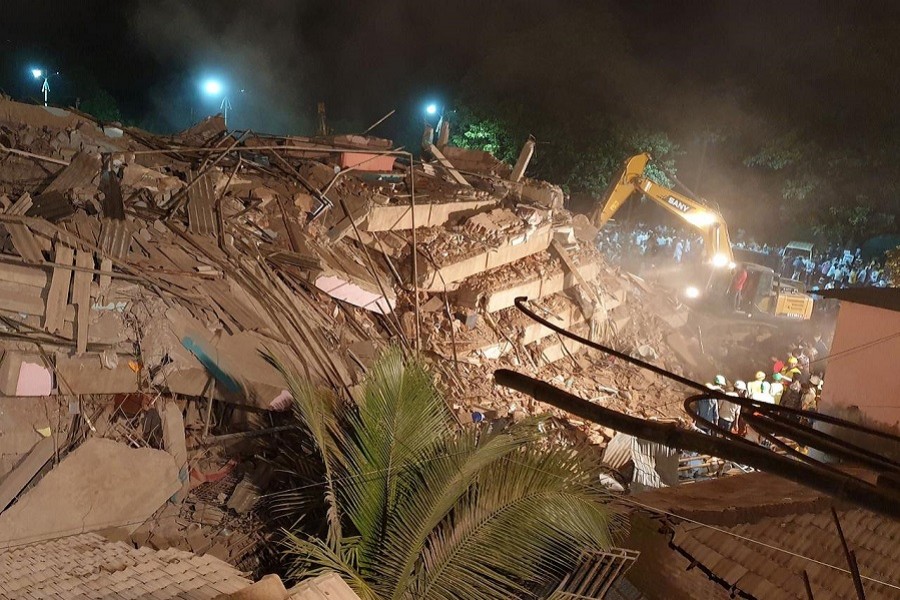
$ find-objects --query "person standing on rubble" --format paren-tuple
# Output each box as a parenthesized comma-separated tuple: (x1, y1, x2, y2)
(729, 267, 749, 311)
(747, 371, 770, 397)
(718, 390, 741, 433)
(780, 378, 804, 419)
(781, 356, 802, 382)
(769, 373, 785, 404)
(697, 376, 724, 432)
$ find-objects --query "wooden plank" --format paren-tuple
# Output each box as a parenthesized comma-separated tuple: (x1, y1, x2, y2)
(0, 282, 46, 315)
(0, 262, 49, 287)
(7, 223, 44, 263)
(187, 171, 217, 237)
(98, 257, 112, 296)
(202, 279, 269, 332)
(98, 218, 132, 259)
(427, 143, 471, 187)
(72, 251, 94, 354)
(6, 193, 32, 216)
(0, 436, 55, 512)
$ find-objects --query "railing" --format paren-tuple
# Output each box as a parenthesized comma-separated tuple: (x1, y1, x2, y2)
(552, 547, 640, 599)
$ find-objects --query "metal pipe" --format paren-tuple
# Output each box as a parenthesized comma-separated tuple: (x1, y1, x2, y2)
(494, 368, 900, 520)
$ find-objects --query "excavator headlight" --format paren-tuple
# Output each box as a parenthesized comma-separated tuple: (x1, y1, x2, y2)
(711, 253, 729, 268)
(684, 286, 701, 299)
(685, 211, 717, 227)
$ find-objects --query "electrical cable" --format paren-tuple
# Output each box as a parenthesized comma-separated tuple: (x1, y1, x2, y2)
(496, 296, 900, 520)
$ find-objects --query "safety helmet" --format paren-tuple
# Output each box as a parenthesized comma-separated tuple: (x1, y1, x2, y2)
(755, 371, 766, 381)
(773, 373, 783, 382)
(787, 357, 798, 366)
(735, 380, 747, 391)
(714, 375, 726, 386)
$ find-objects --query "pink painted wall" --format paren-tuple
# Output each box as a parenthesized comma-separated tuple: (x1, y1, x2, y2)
(820, 301, 900, 429)
(339, 152, 395, 172)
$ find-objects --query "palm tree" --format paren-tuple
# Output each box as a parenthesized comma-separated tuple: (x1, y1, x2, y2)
(271, 349, 625, 600)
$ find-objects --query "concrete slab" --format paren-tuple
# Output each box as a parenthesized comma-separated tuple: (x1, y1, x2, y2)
(418, 224, 553, 291)
(0, 353, 53, 397)
(55, 353, 139, 395)
(457, 259, 605, 313)
(0, 438, 179, 545)
(315, 273, 395, 314)
(364, 199, 497, 232)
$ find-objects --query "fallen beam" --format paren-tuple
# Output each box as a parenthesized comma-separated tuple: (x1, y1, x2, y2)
(426, 143, 471, 187)
(0, 436, 55, 512)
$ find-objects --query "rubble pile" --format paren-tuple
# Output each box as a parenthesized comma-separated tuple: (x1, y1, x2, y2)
(0, 96, 701, 566)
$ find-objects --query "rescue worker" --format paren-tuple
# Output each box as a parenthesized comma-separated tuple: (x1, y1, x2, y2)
(696, 380, 721, 432)
(747, 371, 770, 397)
(718, 391, 741, 433)
(729, 268, 748, 311)
(769, 373, 785, 404)
(781, 356, 802, 382)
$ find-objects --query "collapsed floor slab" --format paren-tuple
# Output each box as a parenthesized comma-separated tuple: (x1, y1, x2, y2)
(0, 438, 179, 545)
(364, 198, 498, 231)
(417, 223, 554, 291)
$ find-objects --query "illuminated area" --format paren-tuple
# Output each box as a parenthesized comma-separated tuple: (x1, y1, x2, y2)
(684, 210, 717, 227)
(202, 79, 223, 95)
(711, 253, 730, 267)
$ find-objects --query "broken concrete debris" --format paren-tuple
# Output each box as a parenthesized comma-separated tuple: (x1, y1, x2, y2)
(0, 96, 705, 578)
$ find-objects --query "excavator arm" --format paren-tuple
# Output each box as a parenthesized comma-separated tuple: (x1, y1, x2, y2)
(590, 153, 734, 266)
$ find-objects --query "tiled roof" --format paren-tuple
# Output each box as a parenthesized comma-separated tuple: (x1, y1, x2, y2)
(0, 532, 251, 599)
(631, 472, 900, 599)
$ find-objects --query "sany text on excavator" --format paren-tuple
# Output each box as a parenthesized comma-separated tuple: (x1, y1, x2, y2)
(590, 153, 814, 320)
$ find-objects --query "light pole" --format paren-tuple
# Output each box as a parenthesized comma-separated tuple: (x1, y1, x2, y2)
(201, 79, 232, 128)
(31, 68, 56, 106)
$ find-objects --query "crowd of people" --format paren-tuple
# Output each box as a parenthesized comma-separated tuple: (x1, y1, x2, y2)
(693, 335, 828, 439)
(730, 237, 891, 289)
(598, 223, 893, 290)
(596, 224, 704, 266)
(779, 247, 890, 291)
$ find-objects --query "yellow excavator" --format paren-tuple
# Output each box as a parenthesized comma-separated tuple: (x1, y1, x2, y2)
(591, 153, 814, 320)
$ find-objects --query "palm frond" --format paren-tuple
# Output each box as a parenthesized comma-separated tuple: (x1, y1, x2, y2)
(339, 349, 451, 570)
(383, 426, 540, 599)
(282, 531, 380, 600)
(414, 445, 626, 600)
(268, 352, 345, 548)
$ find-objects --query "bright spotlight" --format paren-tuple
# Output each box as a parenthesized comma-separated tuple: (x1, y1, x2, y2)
(684, 211, 717, 227)
(684, 286, 701, 299)
(31, 69, 42, 79)
(202, 79, 223, 96)
(426, 103, 438, 115)
(711, 253, 730, 268)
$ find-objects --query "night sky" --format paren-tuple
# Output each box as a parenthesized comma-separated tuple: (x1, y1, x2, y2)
(2, 1, 899, 238)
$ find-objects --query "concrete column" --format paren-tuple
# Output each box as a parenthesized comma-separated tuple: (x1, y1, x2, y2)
(510, 136, 536, 182)
(437, 119, 450, 147)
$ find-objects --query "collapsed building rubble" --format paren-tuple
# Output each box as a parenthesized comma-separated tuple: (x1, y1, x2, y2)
(0, 96, 707, 570)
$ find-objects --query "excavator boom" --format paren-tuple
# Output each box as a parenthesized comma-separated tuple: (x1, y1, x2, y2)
(591, 152, 733, 265)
